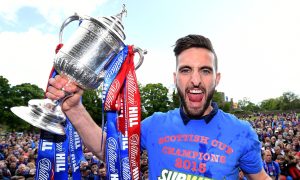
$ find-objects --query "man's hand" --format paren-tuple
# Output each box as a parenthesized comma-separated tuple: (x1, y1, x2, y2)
(45, 75, 83, 112)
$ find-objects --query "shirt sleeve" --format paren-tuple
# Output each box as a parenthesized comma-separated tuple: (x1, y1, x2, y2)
(239, 122, 263, 174)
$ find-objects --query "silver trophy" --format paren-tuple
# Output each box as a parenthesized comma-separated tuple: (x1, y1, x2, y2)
(11, 5, 146, 135)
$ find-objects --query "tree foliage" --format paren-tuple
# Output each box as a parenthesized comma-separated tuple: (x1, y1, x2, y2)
(140, 83, 171, 119)
(260, 98, 280, 111)
(212, 91, 231, 112)
(82, 89, 103, 126)
(0, 76, 12, 128)
(238, 97, 260, 113)
(278, 92, 300, 110)
(258, 92, 300, 112)
(0, 77, 44, 131)
(169, 89, 180, 109)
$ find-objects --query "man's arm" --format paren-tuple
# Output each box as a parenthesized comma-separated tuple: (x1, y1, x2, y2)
(246, 169, 271, 180)
(65, 103, 105, 160)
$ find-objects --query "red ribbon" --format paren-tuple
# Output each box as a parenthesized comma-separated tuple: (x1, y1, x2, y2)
(105, 46, 141, 179)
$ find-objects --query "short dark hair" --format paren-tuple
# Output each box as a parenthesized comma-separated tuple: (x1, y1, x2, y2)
(173, 34, 218, 71)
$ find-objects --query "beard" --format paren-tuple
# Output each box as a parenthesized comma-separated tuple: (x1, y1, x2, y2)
(177, 84, 215, 119)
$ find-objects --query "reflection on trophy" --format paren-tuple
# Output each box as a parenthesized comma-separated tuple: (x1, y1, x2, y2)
(11, 5, 146, 135)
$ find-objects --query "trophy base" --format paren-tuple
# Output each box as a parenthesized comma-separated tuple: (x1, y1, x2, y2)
(11, 99, 66, 135)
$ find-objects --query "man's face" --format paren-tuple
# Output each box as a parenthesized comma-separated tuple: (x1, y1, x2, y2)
(271, 137, 276, 143)
(141, 158, 148, 165)
(264, 150, 272, 163)
(173, 48, 220, 118)
(275, 148, 281, 154)
(0, 161, 6, 168)
(91, 164, 98, 172)
(10, 162, 17, 168)
(292, 138, 299, 146)
(19, 164, 26, 173)
(143, 170, 149, 179)
(99, 168, 106, 177)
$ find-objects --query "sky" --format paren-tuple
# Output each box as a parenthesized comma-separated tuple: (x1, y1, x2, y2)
(0, 0, 299, 104)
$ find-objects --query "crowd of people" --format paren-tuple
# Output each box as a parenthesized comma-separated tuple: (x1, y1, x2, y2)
(0, 111, 299, 180)
(241, 112, 300, 180)
(0, 132, 38, 180)
(0, 130, 149, 180)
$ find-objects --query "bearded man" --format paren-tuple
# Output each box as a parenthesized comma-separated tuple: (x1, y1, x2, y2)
(47, 34, 271, 179)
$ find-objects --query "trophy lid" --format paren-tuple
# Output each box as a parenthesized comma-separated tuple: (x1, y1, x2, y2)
(97, 4, 127, 41)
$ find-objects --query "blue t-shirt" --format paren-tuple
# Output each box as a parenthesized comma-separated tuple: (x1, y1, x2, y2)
(141, 108, 263, 179)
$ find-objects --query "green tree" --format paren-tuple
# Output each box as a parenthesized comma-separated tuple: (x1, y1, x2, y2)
(260, 98, 280, 111)
(212, 91, 224, 105)
(0, 76, 12, 128)
(212, 91, 230, 112)
(238, 97, 260, 112)
(82, 89, 103, 126)
(222, 102, 232, 112)
(10, 83, 44, 105)
(140, 83, 170, 119)
(169, 89, 180, 109)
(7, 83, 44, 131)
(278, 91, 299, 110)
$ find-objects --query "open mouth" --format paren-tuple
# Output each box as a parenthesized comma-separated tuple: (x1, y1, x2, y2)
(187, 89, 204, 102)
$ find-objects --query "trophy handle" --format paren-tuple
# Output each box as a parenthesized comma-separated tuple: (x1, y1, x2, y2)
(59, 13, 80, 44)
(133, 47, 147, 70)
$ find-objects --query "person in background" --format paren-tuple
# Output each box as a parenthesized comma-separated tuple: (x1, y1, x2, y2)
(263, 149, 280, 180)
(80, 161, 91, 180)
(8, 162, 17, 177)
(275, 155, 291, 180)
(272, 146, 283, 161)
(140, 155, 148, 171)
(27, 162, 36, 178)
(275, 134, 284, 147)
(98, 163, 107, 180)
(0, 160, 11, 180)
(14, 163, 30, 179)
(88, 162, 99, 179)
(288, 152, 300, 180)
(141, 165, 149, 180)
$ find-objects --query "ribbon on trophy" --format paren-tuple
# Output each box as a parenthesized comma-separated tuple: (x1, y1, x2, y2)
(103, 45, 141, 179)
(35, 44, 84, 180)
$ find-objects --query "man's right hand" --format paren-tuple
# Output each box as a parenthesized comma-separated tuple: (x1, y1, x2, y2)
(45, 75, 84, 112)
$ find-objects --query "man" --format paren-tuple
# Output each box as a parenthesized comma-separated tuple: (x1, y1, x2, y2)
(270, 136, 276, 148)
(263, 149, 280, 180)
(141, 166, 149, 180)
(275, 155, 290, 180)
(272, 146, 283, 161)
(0, 160, 11, 179)
(98, 163, 107, 180)
(88, 162, 99, 179)
(275, 134, 285, 146)
(46, 34, 270, 179)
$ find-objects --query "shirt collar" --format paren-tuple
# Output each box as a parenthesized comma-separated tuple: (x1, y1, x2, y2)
(179, 102, 219, 125)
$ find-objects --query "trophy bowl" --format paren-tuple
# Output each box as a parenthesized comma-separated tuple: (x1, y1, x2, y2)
(11, 5, 146, 135)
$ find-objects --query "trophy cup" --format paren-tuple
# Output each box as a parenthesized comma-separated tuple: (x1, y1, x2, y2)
(11, 5, 146, 135)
